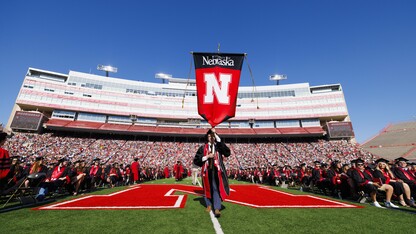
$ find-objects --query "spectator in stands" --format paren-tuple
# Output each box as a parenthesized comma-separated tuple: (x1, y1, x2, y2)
(0, 132, 11, 189)
(351, 158, 398, 208)
(373, 158, 415, 207)
(2, 132, 389, 203)
(194, 128, 230, 218)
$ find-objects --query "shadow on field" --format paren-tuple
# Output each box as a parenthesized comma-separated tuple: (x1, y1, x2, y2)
(193, 197, 227, 211)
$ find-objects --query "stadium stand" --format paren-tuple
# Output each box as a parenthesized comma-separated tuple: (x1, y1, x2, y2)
(362, 121, 416, 161)
(4, 67, 415, 209)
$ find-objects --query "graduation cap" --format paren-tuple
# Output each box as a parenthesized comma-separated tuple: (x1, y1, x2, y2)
(395, 157, 408, 163)
(35, 156, 44, 161)
(0, 132, 8, 141)
(375, 158, 389, 164)
(93, 158, 101, 162)
(355, 158, 364, 164)
(300, 163, 306, 167)
(58, 157, 67, 163)
(321, 163, 328, 167)
(314, 161, 321, 165)
(331, 160, 340, 167)
(205, 129, 216, 139)
(134, 158, 139, 161)
(11, 156, 22, 163)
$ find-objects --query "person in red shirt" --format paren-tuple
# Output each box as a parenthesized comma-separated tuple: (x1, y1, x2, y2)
(124, 165, 131, 185)
(131, 158, 140, 184)
(107, 162, 120, 188)
(89, 158, 101, 188)
(174, 161, 184, 181)
(36, 158, 71, 200)
(163, 165, 170, 179)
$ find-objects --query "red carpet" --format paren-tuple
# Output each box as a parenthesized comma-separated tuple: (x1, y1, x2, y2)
(37, 184, 360, 210)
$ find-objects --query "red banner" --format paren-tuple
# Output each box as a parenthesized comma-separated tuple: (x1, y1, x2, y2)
(193, 53, 245, 127)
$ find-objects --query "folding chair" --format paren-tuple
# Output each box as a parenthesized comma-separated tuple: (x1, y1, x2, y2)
(14, 172, 46, 205)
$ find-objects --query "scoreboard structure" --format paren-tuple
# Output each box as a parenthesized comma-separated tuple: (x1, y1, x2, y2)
(10, 111, 46, 131)
(326, 122, 355, 138)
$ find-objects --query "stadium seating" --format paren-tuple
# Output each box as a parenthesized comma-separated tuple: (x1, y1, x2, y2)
(362, 121, 416, 161)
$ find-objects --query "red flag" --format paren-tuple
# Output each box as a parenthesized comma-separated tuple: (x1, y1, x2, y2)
(193, 53, 244, 127)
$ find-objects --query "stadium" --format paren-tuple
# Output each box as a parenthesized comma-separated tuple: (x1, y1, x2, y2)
(1, 67, 415, 233)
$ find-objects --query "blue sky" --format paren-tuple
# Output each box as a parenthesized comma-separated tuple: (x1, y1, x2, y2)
(1, 0, 415, 143)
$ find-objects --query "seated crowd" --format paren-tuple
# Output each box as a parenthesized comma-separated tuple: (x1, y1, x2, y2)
(1, 132, 415, 209)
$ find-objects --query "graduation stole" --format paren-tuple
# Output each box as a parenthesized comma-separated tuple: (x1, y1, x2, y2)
(382, 170, 390, 179)
(203, 143, 218, 169)
(355, 168, 373, 180)
(398, 167, 415, 181)
(51, 166, 65, 180)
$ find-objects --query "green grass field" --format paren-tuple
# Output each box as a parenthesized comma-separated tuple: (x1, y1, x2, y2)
(1, 178, 414, 234)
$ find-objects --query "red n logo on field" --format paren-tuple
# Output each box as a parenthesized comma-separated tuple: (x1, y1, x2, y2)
(37, 185, 359, 210)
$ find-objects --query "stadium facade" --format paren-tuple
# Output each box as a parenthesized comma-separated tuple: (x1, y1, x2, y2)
(6, 67, 355, 139)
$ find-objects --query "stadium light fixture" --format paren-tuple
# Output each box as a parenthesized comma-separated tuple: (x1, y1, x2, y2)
(269, 74, 287, 85)
(155, 73, 172, 83)
(97, 65, 118, 77)
(155, 73, 172, 79)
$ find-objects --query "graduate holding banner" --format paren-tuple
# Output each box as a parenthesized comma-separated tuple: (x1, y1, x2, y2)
(193, 52, 244, 217)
